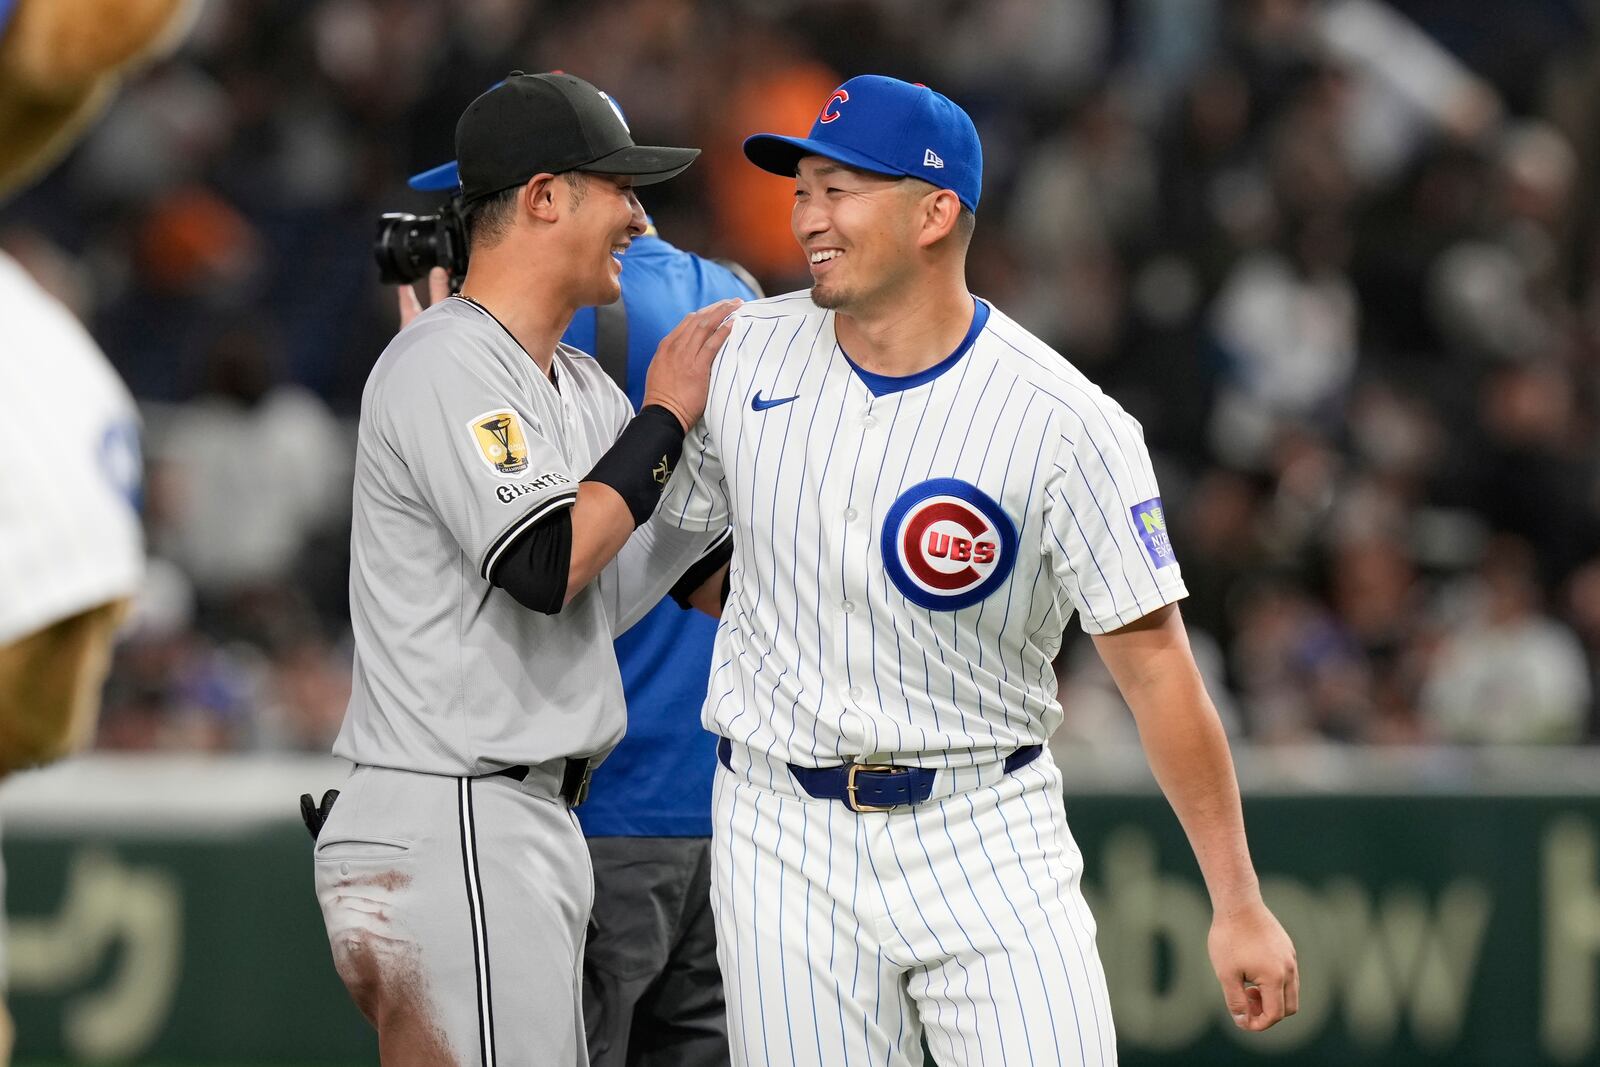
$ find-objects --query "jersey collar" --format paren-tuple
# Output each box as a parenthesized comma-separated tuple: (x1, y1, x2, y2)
(838, 296, 989, 398)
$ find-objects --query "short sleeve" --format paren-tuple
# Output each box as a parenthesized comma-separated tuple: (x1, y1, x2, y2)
(659, 416, 730, 532)
(375, 333, 578, 580)
(1043, 404, 1188, 634)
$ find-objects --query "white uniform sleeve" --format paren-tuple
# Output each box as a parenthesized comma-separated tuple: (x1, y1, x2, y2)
(375, 330, 578, 579)
(599, 521, 731, 637)
(1043, 403, 1188, 634)
(658, 418, 731, 531)
(0, 254, 144, 644)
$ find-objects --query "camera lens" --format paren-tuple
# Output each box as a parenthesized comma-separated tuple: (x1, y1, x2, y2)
(374, 212, 444, 285)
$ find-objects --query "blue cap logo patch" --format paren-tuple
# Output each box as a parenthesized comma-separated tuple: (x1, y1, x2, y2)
(1131, 497, 1176, 569)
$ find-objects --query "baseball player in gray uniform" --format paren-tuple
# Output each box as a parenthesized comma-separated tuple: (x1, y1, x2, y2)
(308, 73, 737, 1067)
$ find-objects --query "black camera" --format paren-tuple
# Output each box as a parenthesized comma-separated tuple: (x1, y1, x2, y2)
(373, 199, 468, 288)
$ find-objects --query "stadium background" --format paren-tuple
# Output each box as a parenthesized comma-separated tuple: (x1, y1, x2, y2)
(3, 0, 1600, 1064)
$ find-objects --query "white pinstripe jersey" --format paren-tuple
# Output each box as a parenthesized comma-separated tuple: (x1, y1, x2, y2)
(0, 252, 144, 645)
(661, 290, 1188, 769)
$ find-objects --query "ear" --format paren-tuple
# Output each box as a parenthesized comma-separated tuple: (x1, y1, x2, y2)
(916, 188, 963, 249)
(520, 173, 562, 223)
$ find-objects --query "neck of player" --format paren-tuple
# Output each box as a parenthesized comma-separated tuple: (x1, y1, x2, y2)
(457, 258, 576, 380)
(833, 272, 973, 379)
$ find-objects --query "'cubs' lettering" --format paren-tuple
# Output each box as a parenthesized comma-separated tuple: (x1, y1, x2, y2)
(927, 533, 982, 563)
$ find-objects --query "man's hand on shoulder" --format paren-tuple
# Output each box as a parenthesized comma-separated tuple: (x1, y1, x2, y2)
(641, 298, 741, 430)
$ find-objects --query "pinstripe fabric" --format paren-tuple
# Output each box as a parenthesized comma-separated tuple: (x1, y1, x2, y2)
(661, 292, 1188, 771)
(711, 748, 1116, 1066)
(0, 252, 143, 645)
(661, 290, 1182, 1063)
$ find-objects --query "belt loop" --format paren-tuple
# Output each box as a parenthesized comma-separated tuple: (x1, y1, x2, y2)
(561, 757, 594, 807)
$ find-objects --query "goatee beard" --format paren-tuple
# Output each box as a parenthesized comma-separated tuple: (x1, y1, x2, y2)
(811, 284, 847, 310)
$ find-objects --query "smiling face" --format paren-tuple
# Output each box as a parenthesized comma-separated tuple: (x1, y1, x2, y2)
(558, 171, 648, 306)
(792, 156, 927, 314)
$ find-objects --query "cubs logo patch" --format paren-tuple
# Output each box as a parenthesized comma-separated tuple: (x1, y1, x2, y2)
(468, 409, 530, 477)
(882, 478, 1018, 611)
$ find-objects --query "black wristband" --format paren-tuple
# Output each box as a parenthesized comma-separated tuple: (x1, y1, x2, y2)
(584, 404, 687, 527)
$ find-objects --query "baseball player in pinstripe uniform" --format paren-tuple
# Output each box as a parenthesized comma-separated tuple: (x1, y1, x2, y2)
(309, 73, 736, 1067)
(659, 76, 1298, 1065)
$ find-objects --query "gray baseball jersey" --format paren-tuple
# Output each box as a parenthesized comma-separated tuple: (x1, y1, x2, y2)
(334, 295, 710, 776)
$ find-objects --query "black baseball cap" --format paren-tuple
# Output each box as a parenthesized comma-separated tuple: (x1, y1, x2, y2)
(455, 72, 699, 205)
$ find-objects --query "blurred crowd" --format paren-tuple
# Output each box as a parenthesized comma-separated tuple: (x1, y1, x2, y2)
(4, 0, 1598, 753)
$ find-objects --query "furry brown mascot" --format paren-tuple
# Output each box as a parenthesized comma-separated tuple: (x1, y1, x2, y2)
(0, 1, 197, 1061)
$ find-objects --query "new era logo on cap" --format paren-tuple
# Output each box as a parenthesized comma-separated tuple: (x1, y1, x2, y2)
(742, 75, 983, 211)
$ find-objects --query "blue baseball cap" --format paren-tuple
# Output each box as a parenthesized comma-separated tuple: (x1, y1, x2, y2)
(409, 160, 459, 192)
(743, 75, 981, 212)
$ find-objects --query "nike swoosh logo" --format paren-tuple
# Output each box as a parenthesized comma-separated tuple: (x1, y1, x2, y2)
(751, 391, 800, 411)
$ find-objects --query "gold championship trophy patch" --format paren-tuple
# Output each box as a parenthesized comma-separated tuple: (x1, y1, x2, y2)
(468, 409, 530, 476)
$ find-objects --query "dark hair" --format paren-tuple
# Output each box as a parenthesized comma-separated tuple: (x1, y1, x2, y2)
(465, 185, 521, 253)
(465, 172, 589, 252)
(954, 205, 976, 247)
(901, 177, 975, 248)
(561, 170, 587, 208)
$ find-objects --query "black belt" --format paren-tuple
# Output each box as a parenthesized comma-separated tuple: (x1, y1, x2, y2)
(716, 737, 1042, 813)
(492, 757, 594, 807)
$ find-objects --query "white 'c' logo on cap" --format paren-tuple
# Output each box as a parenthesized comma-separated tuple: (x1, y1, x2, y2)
(598, 91, 629, 133)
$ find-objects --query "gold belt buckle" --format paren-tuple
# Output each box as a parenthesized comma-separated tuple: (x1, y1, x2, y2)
(846, 763, 900, 813)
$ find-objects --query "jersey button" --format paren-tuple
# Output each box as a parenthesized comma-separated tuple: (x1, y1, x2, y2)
(848, 686, 864, 701)
(841, 600, 856, 614)
(843, 507, 858, 522)
(861, 415, 878, 429)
